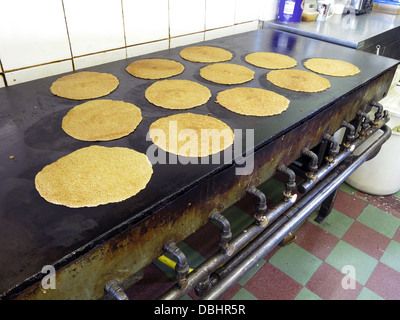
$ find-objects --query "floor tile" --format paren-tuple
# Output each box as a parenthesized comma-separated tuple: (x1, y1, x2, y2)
(309, 209, 354, 239)
(357, 192, 400, 219)
(340, 182, 357, 195)
(293, 220, 340, 260)
(380, 240, 400, 272)
(268, 243, 322, 286)
(365, 262, 400, 300)
(357, 204, 400, 238)
(231, 287, 258, 300)
(306, 262, 362, 300)
(221, 205, 255, 237)
(394, 227, 400, 243)
(333, 189, 368, 219)
(238, 259, 266, 286)
(341, 220, 391, 260)
(357, 287, 384, 300)
(325, 240, 378, 285)
(244, 262, 303, 300)
(184, 221, 220, 259)
(218, 283, 242, 301)
(295, 287, 322, 300)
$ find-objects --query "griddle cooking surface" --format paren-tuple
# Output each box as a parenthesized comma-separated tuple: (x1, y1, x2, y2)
(0, 29, 397, 294)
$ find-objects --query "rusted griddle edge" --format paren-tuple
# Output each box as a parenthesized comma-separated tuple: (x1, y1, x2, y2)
(5, 68, 394, 300)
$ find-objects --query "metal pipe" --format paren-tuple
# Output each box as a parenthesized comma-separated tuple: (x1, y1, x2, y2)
(298, 116, 387, 194)
(263, 192, 297, 227)
(210, 194, 297, 283)
(323, 133, 339, 158)
(276, 164, 296, 197)
(202, 124, 391, 300)
(371, 101, 383, 121)
(246, 185, 268, 226)
(298, 148, 352, 194)
(209, 210, 234, 255)
(159, 195, 297, 300)
(341, 120, 356, 142)
(104, 279, 128, 300)
(301, 148, 318, 172)
(163, 240, 190, 289)
(160, 123, 390, 300)
(357, 111, 371, 134)
(194, 276, 212, 298)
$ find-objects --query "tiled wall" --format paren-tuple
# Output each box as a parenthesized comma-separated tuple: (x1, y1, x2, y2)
(0, 0, 279, 88)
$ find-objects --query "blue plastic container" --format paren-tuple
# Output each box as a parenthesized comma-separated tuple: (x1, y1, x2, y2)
(277, 0, 305, 23)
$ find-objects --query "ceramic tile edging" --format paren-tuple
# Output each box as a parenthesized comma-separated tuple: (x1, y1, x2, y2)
(2, 19, 260, 87)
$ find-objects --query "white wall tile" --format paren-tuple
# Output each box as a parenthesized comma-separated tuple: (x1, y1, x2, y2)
(235, 0, 262, 23)
(170, 33, 205, 49)
(4, 60, 73, 86)
(63, 0, 125, 57)
(205, 26, 235, 41)
(0, 0, 265, 86)
(0, 76, 5, 88)
(205, 0, 235, 30)
(0, 0, 71, 71)
(126, 40, 169, 59)
(123, 0, 169, 46)
(73, 49, 126, 70)
(233, 21, 260, 34)
(260, 0, 279, 21)
(169, 0, 206, 37)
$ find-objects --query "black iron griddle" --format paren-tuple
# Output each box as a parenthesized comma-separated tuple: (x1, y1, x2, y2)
(0, 28, 398, 299)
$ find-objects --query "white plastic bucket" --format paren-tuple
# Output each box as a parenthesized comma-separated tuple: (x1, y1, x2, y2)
(345, 110, 400, 195)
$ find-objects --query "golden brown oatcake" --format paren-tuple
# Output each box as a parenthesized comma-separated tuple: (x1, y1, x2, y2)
(62, 99, 142, 141)
(126, 58, 185, 79)
(216, 87, 290, 116)
(267, 69, 331, 92)
(145, 79, 211, 110)
(180, 46, 233, 63)
(200, 63, 255, 85)
(149, 113, 234, 157)
(50, 71, 119, 100)
(35, 146, 153, 208)
(304, 58, 360, 77)
(245, 52, 297, 69)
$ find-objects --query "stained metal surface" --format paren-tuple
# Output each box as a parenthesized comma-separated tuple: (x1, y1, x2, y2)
(263, 12, 400, 53)
(0, 28, 398, 299)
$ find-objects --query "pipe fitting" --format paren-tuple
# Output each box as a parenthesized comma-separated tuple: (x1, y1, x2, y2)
(371, 101, 383, 121)
(104, 279, 128, 300)
(209, 210, 234, 256)
(301, 148, 318, 172)
(194, 276, 212, 298)
(163, 240, 190, 289)
(277, 164, 296, 198)
(341, 120, 356, 142)
(357, 111, 371, 134)
(246, 185, 268, 225)
(323, 133, 339, 159)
